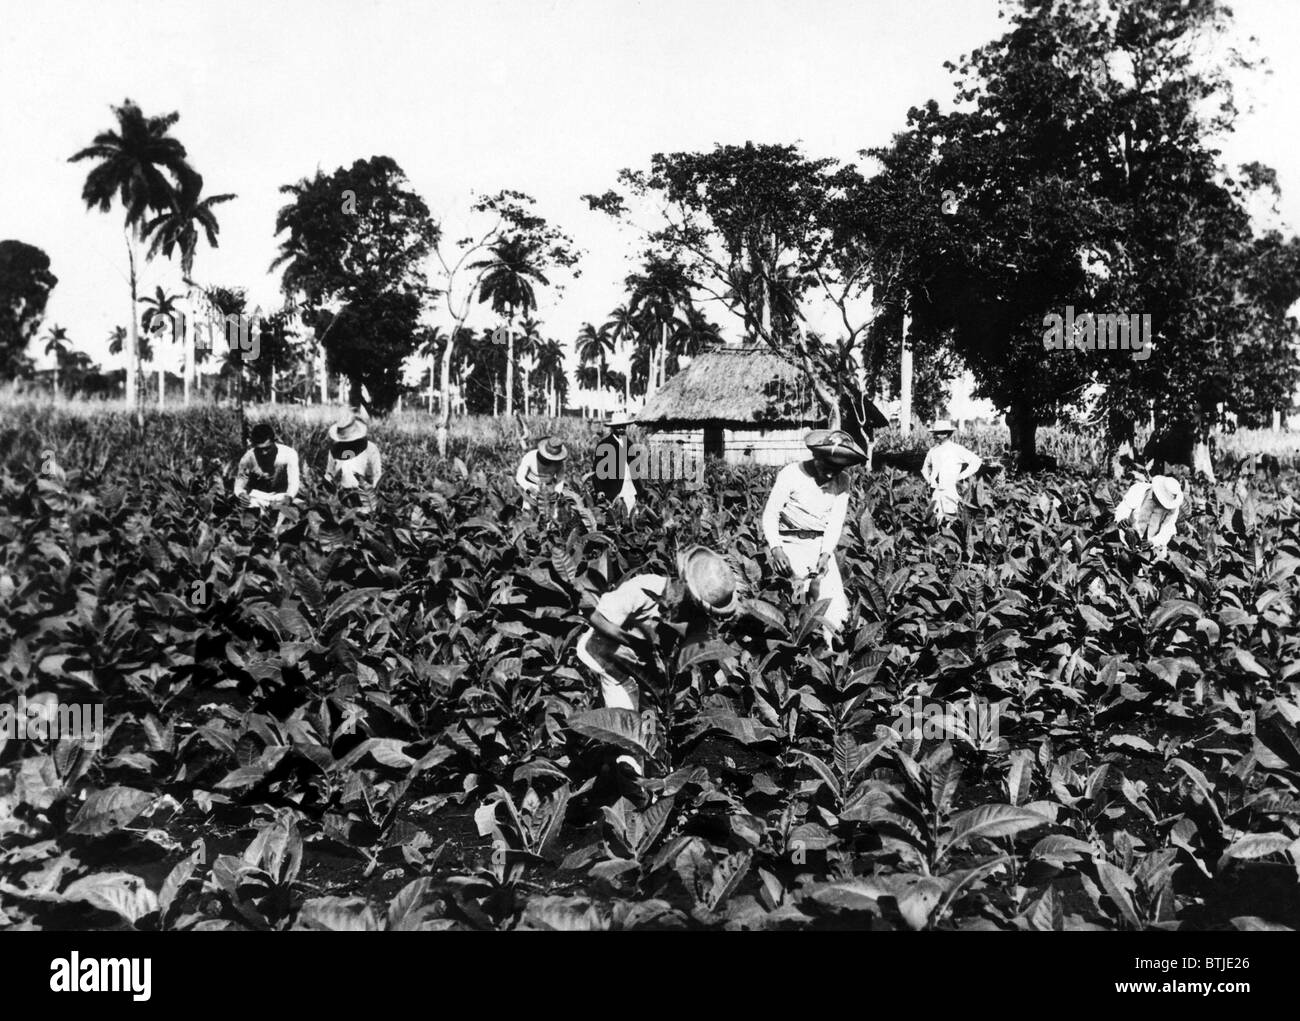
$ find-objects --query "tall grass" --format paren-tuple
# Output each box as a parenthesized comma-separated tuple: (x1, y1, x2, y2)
(5, 389, 1299, 474)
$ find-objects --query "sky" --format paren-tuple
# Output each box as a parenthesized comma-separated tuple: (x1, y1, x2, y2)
(3, 0, 1298, 390)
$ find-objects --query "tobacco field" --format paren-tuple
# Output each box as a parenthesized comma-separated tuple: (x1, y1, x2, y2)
(2, 404, 1299, 931)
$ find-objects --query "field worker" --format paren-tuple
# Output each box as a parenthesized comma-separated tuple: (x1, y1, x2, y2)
(762, 428, 868, 640)
(592, 411, 638, 512)
(575, 546, 738, 776)
(234, 422, 301, 509)
(922, 419, 982, 520)
(1114, 474, 1184, 550)
(324, 409, 382, 513)
(516, 436, 570, 510)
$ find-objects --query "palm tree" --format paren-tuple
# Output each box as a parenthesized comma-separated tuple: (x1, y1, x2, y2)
(144, 175, 236, 405)
(576, 322, 614, 412)
(108, 324, 151, 364)
(419, 326, 447, 414)
(605, 303, 640, 409)
(70, 99, 195, 422)
(535, 336, 566, 416)
(626, 256, 694, 395)
(517, 316, 545, 417)
(139, 287, 181, 406)
(42, 325, 70, 395)
(470, 237, 549, 417)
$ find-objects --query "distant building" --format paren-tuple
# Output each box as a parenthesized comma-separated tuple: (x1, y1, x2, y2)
(636, 344, 885, 466)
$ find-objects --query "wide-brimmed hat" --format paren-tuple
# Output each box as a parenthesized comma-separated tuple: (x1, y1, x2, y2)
(1151, 475, 1184, 510)
(677, 546, 739, 618)
(329, 414, 369, 443)
(537, 437, 569, 463)
(607, 411, 635, 428)
(930, 419, 956, 435)
(805, 429, 868, 467)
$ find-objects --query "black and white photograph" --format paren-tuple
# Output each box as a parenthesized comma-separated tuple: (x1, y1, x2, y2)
(2, 0, 1299, 983)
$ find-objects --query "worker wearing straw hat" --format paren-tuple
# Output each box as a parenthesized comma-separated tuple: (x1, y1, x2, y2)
(922, 419, 982, 521)
(592, 411, 638, 512)
(1114, 473, 1184, 550)
(324, 407, 382, 513)
(516, 436, 571, 511)
(762, 428, 868, 640)
(576, 545, 739, 776)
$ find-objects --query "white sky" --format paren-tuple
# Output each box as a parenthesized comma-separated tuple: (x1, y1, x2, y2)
(3, 0, 1296, 383)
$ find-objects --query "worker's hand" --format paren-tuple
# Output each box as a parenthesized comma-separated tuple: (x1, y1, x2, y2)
(815, 552, 831, 577)
(769, 545, 793, 578)
(237, 493, 251, 509)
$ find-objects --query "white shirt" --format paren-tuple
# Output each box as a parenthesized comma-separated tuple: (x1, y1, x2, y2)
(922, 439, 982, 497)
(1115, 481, 1180, 547)
(515, 450, 567, 497)
(762, 461, 850, 561)
(235, 443, 301, 504)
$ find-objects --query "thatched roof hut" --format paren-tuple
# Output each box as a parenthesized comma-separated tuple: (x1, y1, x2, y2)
(638, 345, 818, 427)
(636, 345, 885, 466)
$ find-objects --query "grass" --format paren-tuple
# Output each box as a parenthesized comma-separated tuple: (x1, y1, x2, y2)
(5, 388, 1300, 471)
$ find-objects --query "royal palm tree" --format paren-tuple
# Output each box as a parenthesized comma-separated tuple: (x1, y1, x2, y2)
(535, 336, 566, 416)
(69, 99, 195, 422)
(626, 256, 694, 395)
(470, 237, 549, 417)
(42, 325, 70, 395)
(576, 322, 614, 411)
(517, 315, 545, 417)
(108, 324, 151, 364)
(144, 175, 236, 405)
(418, 326, 448, 414)
(604, 303, 641, 409)
(139, 286, 181, 406)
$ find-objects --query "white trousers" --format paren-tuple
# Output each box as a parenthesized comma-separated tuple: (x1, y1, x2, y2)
(576, 631, 643, 774)
(778, 535, 848, 634)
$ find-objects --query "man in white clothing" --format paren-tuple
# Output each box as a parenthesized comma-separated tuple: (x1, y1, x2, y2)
(921, 420, 982, 520)
(235, 423, 301, 510)
(1114, 474, 1184, 550)
(762, 428, 868, 640)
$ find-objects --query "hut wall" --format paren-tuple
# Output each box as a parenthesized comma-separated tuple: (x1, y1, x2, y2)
(723, 426, 807, 466)
(643, 425, 807, 468)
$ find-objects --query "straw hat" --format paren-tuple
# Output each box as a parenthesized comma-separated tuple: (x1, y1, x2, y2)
(329, 414, 369, 443)
(930, 419, 956, 435)
(804, 429, 868, 467)
(677, 546, 739, 617)
(607, 411, 636, 428)
(536, 437, 569, 463)
(1151, 475, 1184, 510)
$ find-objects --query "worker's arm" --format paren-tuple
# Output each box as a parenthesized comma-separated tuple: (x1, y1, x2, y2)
(588, 610, 655, 661)
(921, 449, 937, 488)
(1114, 483, 1143, 523)
(1150, 507, 1179, 548)
(515, 454, 535, 492)
(282, 449, 301, 500)
(956, 446, 983, 482)
(761, 466, 793, 549)
(233, 452, 251, 496)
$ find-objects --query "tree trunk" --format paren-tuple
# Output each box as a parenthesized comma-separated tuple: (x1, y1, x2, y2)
(183, 294, 193, 407)
(318, 347, 327, 404)
(899, 313, 913, 437)
(125, 233, 141, 425)
(505, 307, 515, 417)
(428, 353, 435, 414)
(270, 364, 277, 405)
(437, 330, 457, 457)
(1006, 399, 1038, 471)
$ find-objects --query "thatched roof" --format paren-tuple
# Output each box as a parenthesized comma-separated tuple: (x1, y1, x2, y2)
(637, 346, 820, 427)
(637, 345, 887, 432)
